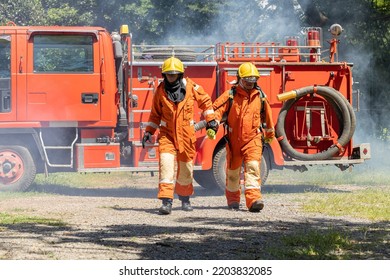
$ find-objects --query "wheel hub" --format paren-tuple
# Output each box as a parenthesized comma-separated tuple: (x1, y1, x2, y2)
(0, 151, 24, 184)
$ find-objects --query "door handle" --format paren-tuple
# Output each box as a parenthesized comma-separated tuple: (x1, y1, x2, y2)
(81, 93, 99, 104)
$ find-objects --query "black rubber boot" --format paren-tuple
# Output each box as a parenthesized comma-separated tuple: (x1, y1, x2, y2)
(249, 199, 264, 213)
(159, 198, 173, 215)
(228, 201, 240, 211)
(179, 195, 193, 211)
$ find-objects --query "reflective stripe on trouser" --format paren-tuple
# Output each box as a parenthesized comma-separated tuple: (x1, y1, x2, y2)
(158, 152, 175, 199)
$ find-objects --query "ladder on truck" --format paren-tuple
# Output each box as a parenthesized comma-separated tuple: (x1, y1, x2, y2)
(39, 128, 79, 168)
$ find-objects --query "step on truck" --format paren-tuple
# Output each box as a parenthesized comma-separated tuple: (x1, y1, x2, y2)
(0, 22, 370, 192)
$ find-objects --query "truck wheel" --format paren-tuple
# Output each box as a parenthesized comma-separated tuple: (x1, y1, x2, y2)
(195, 145, 270, 193)
(0, 145, 36, 192)
(211, 145, 228, 192)
(193, 169, 214, 189)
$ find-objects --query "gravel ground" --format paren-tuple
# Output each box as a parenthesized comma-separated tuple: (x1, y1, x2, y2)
(0, 173, 388, 260)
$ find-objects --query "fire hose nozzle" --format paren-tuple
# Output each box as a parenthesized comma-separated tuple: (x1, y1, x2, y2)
(194, 120, 207, 132)
(277, 90, 297, 102)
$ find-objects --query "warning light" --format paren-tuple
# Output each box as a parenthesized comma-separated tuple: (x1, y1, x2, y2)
(306, 28, 321, 47)
(286, 36, 299, 46)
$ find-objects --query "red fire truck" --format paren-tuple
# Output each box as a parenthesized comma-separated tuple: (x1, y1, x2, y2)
(0, 22, 370, 192)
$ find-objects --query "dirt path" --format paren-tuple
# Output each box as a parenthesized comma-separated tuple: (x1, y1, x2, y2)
(0, 174, 388, 260)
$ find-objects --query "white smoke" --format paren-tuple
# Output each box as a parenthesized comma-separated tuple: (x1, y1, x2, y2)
(161, 0, 302, 44)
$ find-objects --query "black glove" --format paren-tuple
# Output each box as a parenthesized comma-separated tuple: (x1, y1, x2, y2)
(142, 131, 152, 148)
(206, 120, 219, 140)
(206, 120, 219, 133)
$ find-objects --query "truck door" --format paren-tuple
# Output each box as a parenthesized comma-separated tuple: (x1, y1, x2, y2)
(25, 31, 101, 122)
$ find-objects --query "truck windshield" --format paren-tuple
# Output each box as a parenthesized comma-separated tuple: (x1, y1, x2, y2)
(33, 35, 93, 73)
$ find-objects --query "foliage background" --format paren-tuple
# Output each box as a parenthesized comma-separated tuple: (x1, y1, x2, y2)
(1, 0, 389, 159)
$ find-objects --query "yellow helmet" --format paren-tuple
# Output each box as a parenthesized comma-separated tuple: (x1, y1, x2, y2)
(238, 62, 260, 81)
(161, 57, 184, 74)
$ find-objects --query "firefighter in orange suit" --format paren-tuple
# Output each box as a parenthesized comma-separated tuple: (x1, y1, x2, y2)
(213, 62, 275, 212)
(142, 57, 218, 215)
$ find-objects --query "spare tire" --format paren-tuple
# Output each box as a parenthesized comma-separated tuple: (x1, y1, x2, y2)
(141, 48, 197, 61)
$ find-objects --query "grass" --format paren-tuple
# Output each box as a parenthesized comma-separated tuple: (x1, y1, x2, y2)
(267, 164, 390, 186)
(269, 228, 353, 260)
(265, 183, 389, 259)
(0, 190, 65, 227)
(268, 222, 389, 259)
(302, 187, 390, 221)
(0, 212, 66, 227)
(264, 163, 390, 259)
(265, 164, 390, 222)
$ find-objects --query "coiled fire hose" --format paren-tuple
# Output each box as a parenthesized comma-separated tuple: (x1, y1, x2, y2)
(276, 86, 356, 160)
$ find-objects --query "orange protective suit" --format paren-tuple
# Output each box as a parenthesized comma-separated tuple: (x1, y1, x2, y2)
(145, 77, 215, 200)
(213, 84, 274, 209)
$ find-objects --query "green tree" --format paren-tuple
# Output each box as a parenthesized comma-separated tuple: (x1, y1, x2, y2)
(0, 0, 46, 25)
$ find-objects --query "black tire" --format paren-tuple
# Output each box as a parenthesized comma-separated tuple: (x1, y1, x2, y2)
(193, 169, 214, 189)
(0, 145, 36, 192)
(260, 149, 270, 186)
(195, 145, 270, 193)
(211, 145, 228, 192)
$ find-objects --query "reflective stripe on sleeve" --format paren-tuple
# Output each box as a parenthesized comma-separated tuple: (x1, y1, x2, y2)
(148, 122, 159, 129)
(203, 109, 215, 117)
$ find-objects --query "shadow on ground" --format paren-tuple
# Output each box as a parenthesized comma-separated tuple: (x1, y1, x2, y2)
(29, 181, 349, 198)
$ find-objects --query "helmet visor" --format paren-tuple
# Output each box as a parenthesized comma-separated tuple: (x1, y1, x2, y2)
(164, 70, 182, 74)
(242, 76, 258, 83)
